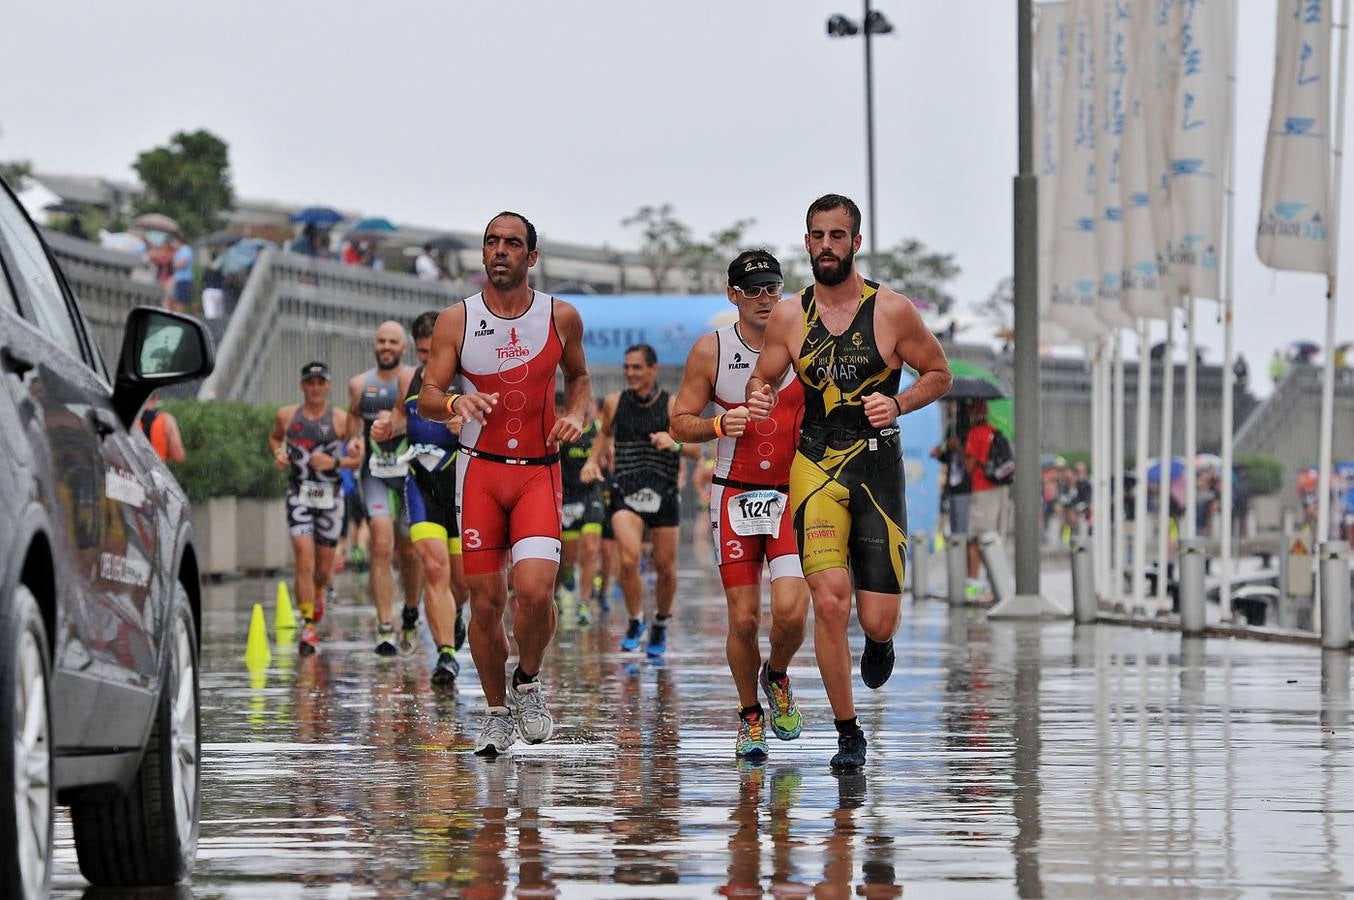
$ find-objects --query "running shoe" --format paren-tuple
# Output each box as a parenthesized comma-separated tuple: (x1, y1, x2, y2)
(830, 728, 868, 770)
(400, 605, 420, 654)
(507, 679, 554, 744)
(576, 601, 592, 626)
(298, 622, 319, 655)
(474, 707, 516, 756)
(351, 546, 368, 572)
(620, 618, 645, 652)
(374, 623, 398, 657)
(758, 663, 803, 741)
(454, 610, 467, 652)
(645, 622, 667, 658)
(965, 580, 986, 601)
(736, 710, 769, 760)
(430, 647, 459, 686)
(860, 637, 895, 689)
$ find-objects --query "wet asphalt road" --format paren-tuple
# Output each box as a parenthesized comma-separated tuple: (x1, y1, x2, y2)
(50, 545, 1354, 898)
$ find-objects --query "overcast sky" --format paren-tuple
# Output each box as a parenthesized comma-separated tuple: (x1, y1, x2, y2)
(3, 1, 1353, 395)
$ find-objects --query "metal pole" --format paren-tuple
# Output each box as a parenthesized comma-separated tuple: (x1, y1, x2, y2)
(1184, 296, 1198, 540)
(864, 0, 879, 278)
(1220, 0, 1238, 622)
(1132, 322, 1152, 615)
(1179, 537, 1208, 634)
(1317, 0, 1351, 553)
(1156, 312, 1177, 614)
(1091, 341, 1105, 596)
(1013, 0, 1043, 601)
(1113, 330, 1127, 608)
(1319, 542, 1351, 649)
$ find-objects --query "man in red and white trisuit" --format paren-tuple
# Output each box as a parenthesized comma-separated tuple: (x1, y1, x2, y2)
(418, 211, 592, 757)
(671, 249, 809, 761)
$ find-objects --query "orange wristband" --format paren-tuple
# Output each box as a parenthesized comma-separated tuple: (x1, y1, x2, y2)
(445, 394, 461, 418)
(712, 414, 725, 439)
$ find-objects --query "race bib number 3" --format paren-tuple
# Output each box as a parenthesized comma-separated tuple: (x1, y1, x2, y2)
(624, 487, 663, 514)
(299, 480, 336, 510)
(727, 489, 785, 537)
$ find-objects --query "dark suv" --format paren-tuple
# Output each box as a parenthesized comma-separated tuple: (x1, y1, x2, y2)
(0, 179, 214, 897)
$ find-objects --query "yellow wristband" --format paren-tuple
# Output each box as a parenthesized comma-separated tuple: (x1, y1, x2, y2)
(712, 414, 725, 439)
(445, 393, 461, 418)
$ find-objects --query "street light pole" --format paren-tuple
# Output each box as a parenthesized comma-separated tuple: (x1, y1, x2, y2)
(863, 0, 879, 278)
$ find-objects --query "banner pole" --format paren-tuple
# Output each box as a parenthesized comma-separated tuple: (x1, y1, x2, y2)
(1133, 321, 1152, 615)
(1219, 0, 1238, 623)
(1113, 328, 1127, 608)
(1184, 296, 1198, 541)
(1156, 310, 1177, 614)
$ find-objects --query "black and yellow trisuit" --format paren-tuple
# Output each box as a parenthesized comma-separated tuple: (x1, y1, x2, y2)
(789, 279, 909, 593)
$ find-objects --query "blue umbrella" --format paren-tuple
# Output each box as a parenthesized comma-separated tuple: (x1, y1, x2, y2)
(1146, 456, 1187, 483)
(291, 206, 344, 227)
(220, 238, 274, 275)
(349, 217, 397, 234)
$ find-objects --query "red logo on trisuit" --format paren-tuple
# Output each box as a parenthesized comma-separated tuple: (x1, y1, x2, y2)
(497, 326, 530, 360)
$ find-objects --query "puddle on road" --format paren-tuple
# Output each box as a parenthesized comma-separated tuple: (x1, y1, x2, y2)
(51, 565, 1354, 898)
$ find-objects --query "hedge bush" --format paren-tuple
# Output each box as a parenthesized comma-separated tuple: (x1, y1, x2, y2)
(161, 399, 288, 501)
(1234, 454, 1283, 496)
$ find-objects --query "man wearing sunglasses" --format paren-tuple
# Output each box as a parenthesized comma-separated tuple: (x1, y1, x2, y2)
(747, 194, 951, 770)
(671, 249, 809, 761)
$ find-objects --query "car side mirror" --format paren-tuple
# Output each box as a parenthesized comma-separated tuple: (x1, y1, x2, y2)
(112, 306, 216, 427)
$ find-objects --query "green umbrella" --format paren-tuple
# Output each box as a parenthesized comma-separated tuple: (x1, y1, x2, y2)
(948, 359, 1014, 438)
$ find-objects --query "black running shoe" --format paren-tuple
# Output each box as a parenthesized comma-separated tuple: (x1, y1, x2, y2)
(860, 637, 895, 689)
(830, 729, 868, 770)
(374, 624, 398, 657)
(400, 606, 420, 654)
(430, 648, 459, 686)
(454, 611, 467, 652)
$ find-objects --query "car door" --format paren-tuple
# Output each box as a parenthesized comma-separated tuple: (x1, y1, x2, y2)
(0, 189, 159, 749)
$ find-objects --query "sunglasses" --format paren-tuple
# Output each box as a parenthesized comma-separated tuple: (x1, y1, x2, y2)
(733, 282, 784, 299)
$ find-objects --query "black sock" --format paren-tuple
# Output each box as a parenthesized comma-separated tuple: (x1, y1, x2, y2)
(765, 665, 787, 684)
(740, 703, 764, 720)
(655, 613, 671, 625)
(834, 716, 860, 737)
(512, 666, 537, 688)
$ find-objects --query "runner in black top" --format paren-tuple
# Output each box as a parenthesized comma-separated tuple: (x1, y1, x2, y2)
(582, 344, 698, 657)
(557, 395, 606, 625)
(269, 362, 361, 653)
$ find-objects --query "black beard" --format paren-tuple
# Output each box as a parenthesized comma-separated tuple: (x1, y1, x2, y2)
(375, 353, 400, 371)
(812, 250, 855, 286)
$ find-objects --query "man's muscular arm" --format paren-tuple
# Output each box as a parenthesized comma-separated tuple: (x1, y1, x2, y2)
(547, 300, 592, 445)
(671, 334, 748, 443)
(862, 289, 952, 428)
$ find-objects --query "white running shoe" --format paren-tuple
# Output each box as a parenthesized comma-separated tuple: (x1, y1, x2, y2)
(508, 680, 555, 744)
(474, 707, 516, 757)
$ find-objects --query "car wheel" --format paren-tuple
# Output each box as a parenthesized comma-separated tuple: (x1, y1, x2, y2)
(0, 584, 53, 900)
(71, 581, 199, 886)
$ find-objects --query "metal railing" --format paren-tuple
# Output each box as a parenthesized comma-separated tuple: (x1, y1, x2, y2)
(198, 250, 477, 406)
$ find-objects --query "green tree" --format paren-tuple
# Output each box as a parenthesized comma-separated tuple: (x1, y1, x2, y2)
(870, 238, 961, 315)
(0, 158, 31, 187)
(779, 247, 811, 294)
(132, 129, 233, 241)
(683, 217, 756, 293)
(622, 203, 691, 293)
(974, 275, 1015, 330)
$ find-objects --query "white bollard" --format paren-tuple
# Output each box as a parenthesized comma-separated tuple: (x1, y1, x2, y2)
(1319, 541, 1351, 650)
(947, 534, 969, 607)
(1179, 538, 1208, 635)
(1071, 535, 1096, 624)
(977, 531, 1015, 607)
(910, 532, 930, 601)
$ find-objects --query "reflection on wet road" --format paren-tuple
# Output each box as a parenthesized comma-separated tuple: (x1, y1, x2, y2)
(52, 557, 1354, 897)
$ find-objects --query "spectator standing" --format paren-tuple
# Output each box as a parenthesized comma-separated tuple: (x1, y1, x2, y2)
(169, 237, 194, 313)
(963, 399, 1008, 599)
(139, 394, 185, 464)
(414, 243, 441, 281)
(290, 223, 323, 258)
(931, 400, 972, 540)
(1269, 349, 1289, 386)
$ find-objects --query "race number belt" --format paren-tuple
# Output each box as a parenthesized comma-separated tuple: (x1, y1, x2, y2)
(712, 475, 789, 493)
(623, 487, 664, 514)
(461, 446, 561, 467)
(298, 480, 336, 510)
(726, 488, 786, 537)
(368, 451, 408, 479)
